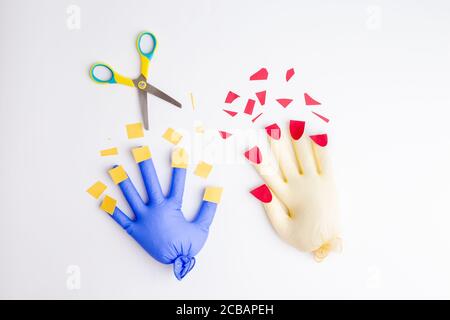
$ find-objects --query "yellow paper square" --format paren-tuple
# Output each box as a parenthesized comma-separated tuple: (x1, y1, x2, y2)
(86, 181, 107, 199)
(126, 122, 144, 139)
(172, 148, 188, 168)
(100, 147, 118, 156)
(108, 165, 128, 184)
(194, 161, 213, 178)
(132, 146, 152, 163)
(203, 187, 223, 204)
(100, 195, 116, 215)
(162, 128, 183, 145)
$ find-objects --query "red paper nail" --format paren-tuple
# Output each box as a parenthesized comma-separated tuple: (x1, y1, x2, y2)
(252, 112, 263, 123)
(250, 184, 272, 203)
(250, 68, 268, 81)
(310, 134, 328, 147)
(225, 91, 239, 103)
(244, 146, 262, 164)
(223, 109, 238, 117)
(276, 98, 293, 108)
(289, 120, 305, 140)
(304, 93, 321, 105)
(311, 111, 329, 123)
(286, 68, 295, 82)
(244, 99, 256, 115)
(219, 131, 232, 139)
(265, 123, 281, 140)
(255, 91, 266, 105)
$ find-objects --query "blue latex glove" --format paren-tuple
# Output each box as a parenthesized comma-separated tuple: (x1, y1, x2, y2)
(100, 147, 222, 280)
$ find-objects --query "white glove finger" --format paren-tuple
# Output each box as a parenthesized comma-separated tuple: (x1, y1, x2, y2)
(311, 141, 332, 176)
(265, 123, 300, 181)
(291, 131, 316, 175)
(250, 184, 291, 236)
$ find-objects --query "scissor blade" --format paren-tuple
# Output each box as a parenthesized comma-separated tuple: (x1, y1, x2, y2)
(138, 90, 149, 130)
(145, 83, 182, 108)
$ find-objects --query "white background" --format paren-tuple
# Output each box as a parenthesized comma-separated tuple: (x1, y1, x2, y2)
(1, 0, 450, 299)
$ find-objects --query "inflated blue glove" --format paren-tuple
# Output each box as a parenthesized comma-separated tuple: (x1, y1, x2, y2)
(99, 146, 223, 280)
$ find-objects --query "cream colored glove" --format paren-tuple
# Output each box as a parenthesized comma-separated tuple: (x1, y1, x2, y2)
(245, 121, 341, 262)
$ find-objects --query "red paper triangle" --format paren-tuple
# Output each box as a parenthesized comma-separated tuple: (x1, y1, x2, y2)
(250, 184, 272, 203)
(311, 111, 329, 123)
(223, 109, 238, 117)
(250, 68, 268, 81)
(219, 131, 232, 139)
(255, 91, 266, 105)
(304, 93, 321, 105)
(289, 120, 305, 140)
(310, 134, 328, 147)
(286, 68, 295, 82)
(244, 99, 256, 115)
(225, 91, 239, 103)
(265, 123, 281, 140)
(276, 98, 293, 108)
(244, 146, 262, 164)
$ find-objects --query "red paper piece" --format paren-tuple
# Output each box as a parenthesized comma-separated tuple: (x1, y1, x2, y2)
(276, 98, 293, 108)
(244, 99, 256, 115)
(289, 120, 305, 140)
(244, 146, 262, 164)
(219, 131, 232, 139)
(250, 68, 268, 81)
(225, 91, 239, 103)
(304, 93, 321, 105)
(255, 91, 266, 105)
(310, 134, 328, 147)
(250, 184, 272, 203)
(286, 68, 295, 82)
(311, 111, 329, 123)
(265, 123, 281, 140)
(252, 112, 263, 123)
(223, 109, 238, 117)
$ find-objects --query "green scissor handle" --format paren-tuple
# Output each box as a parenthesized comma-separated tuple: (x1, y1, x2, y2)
(89, 63, 134, 87)
(136, 31, 157, 79)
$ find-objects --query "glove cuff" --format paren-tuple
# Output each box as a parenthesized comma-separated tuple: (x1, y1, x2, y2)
(173, 256, 196, 280)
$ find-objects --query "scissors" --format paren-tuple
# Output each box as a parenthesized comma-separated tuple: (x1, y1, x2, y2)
(89, 31, 182, 130)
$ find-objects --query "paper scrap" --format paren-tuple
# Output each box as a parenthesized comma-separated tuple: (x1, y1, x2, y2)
(244, 99, 256, 115)
(162, 128, 183, 145)
(195, 122, 205, 133)
(304, 93, 321, 105)
(172, 147, 188, 168)
(86, 181, 107, 199)
(194, 161, 213, 179)
(244, 146, 262, 164)
(250, 68, 268, 81)
(252, 112, 263, 123)
(100, 147, 118, 156)
(203, 186, 223, 203)
(223, 109, 238, 117)
(255, 91, 266, 105)
(132, 146, 152, 163)
(250, 184, 272, 203)
(286, 68, 295, 82)
(310, 134, 328, 147)
(265, 123, 281, 140)
(100, 195, 116, 215)
(219, 131, 232, 139)
(126, 122, 144, 139)
(312, 111, 330, 123)
(225, 91, 239, 103)
(276, 98, 293, 108)
(190, 92, 196, 110)
(108, 165, 128, 184)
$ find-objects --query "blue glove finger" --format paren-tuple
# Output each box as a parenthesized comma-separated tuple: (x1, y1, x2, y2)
(118, 177, 146, 217)
(138, 159, 165, 205)
(111, 207, 134, 233)
(167, 167, 186, 204)
(193, 201, 218, 231)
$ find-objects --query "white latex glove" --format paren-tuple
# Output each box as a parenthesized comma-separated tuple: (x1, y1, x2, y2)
(245, 121, 342, 262)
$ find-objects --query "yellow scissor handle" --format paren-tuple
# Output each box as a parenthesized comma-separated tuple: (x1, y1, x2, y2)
(89, 63, 135, 87)
(136, 32, 157, 79)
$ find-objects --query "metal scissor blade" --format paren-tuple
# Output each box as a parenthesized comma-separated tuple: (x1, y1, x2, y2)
(145, 83, 182, 108)
(137, 90, 150, 130)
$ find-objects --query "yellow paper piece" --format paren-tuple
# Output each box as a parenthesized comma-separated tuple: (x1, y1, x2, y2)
(172, 147, 188, 168)
(100, 147, 118, 156)
(203, 187, 223, 204)
(132, 146, 152, 163)
(86, 181, 107, 199)
(194, 121, 205, 133)
(126, 122, 144, 139)
(162, 128, 183, 145)
(108, 165, 128, 184)
(194, 161, 213, 178)
(100, 195, 116, 215)
(190, 92, 196, 110)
